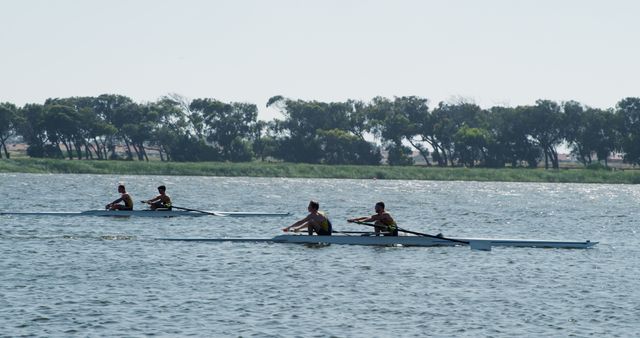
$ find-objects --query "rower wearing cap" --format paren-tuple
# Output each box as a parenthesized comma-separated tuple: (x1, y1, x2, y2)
(348, 201, 398, 236)
(282, 200, 332, 235)
(106, 184, 134, 210)
(143, 185, 172, 210)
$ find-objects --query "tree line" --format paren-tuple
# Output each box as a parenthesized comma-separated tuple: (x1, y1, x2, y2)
(1, 94, 639, 169)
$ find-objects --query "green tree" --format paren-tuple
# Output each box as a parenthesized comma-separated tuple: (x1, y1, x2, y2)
(385, 143, 414, 166)
(45, 97, 109, 159)
(93, 94, 135, 159)
(430, 102, 487, 166)
(590, 108, 618, 167)
(190, 99, 257, 162)
(251, 120, 278, 161)
(317, 129, 381, 165)
(453, 125, 492, 167)
(267, 96, 375, 164)
(486, 106, 540, 168)
(0, 103, 18, 158)
(147, 97, 196, 161)
(564, 101, 618, 167)
(372, 96, 433, 165)
(16, 103, 51, 157)
(42, 104, 81, 159)
(616, 97, 640, 165)
(520, 100, 564, 169)
(366, 97, 415, 165)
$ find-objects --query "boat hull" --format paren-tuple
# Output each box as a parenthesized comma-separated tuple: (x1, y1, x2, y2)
(0, 210, 291, 217)
(159, 234, 597, 249)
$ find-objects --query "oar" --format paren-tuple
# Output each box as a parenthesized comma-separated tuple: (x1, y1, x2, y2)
(140, 201, 227, 217)
(353, 221, 491, 251)
(171, 206, 228, 217)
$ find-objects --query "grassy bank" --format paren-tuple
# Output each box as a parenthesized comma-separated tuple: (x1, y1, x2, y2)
(1, 158, 639, 183)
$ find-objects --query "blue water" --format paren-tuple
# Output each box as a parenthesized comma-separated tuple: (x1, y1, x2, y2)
(1, 173, 638, 337)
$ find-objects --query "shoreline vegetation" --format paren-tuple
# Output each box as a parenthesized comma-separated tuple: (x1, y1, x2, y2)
(2, 158, 639, 184)
(3, 95, 640, 172)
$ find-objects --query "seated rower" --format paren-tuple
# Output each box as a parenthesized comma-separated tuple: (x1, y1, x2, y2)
(347, 201, 398, 236)
(105, 184, 134, 211)
(282, 200, 332, 236)
(142, 185, 172, 210)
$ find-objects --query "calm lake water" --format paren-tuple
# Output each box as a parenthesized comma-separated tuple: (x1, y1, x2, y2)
(1, 173, 638, 337)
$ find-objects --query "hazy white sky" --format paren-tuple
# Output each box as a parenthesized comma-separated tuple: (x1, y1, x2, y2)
(1, 0, 639, 120)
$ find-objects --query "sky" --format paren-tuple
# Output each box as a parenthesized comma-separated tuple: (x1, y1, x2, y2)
(1, 0, 639, 120)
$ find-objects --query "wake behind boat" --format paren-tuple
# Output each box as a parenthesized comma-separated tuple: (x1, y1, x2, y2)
(0, 209, 291, 218)
(157, 233, 597, 250)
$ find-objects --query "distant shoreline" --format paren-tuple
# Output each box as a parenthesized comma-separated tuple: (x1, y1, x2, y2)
(2, 158, 639, 184)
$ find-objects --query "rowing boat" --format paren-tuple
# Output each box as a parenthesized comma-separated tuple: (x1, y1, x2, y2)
(157, 234, 597, 250)
(0, 210, 291, 218)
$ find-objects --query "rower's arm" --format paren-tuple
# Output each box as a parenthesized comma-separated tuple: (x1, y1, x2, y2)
(146, 195, 160, 203)
(283, 215, 311, 232)
(291, 223, 310, 232)
(109, 197, 124, 205)
(348, 215, 378, 223)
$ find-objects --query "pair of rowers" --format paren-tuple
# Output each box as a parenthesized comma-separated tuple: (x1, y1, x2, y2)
(105, 184, 172, 211)
(283, 200, 398, 236)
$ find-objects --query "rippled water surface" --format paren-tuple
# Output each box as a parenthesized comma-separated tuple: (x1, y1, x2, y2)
(1, 173, 638, 337)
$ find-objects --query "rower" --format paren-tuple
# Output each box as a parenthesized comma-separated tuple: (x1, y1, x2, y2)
(348, 201, 398, 236)
(105, 184, 134, 211)
(142, 185, 172, 210)
(282, 200, 332, 236)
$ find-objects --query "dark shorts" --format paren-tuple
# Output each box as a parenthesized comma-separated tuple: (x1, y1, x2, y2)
(384, 229, 399, 236)
(316, 228, 332, 236)
(310, 223, 332, 236)
(152, 201, 171, 210)
(375, 225, 398, 236)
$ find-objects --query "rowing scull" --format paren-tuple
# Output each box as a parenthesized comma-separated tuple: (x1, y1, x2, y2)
(157, 234, 597, 250)
(0, 210, 291, 217)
